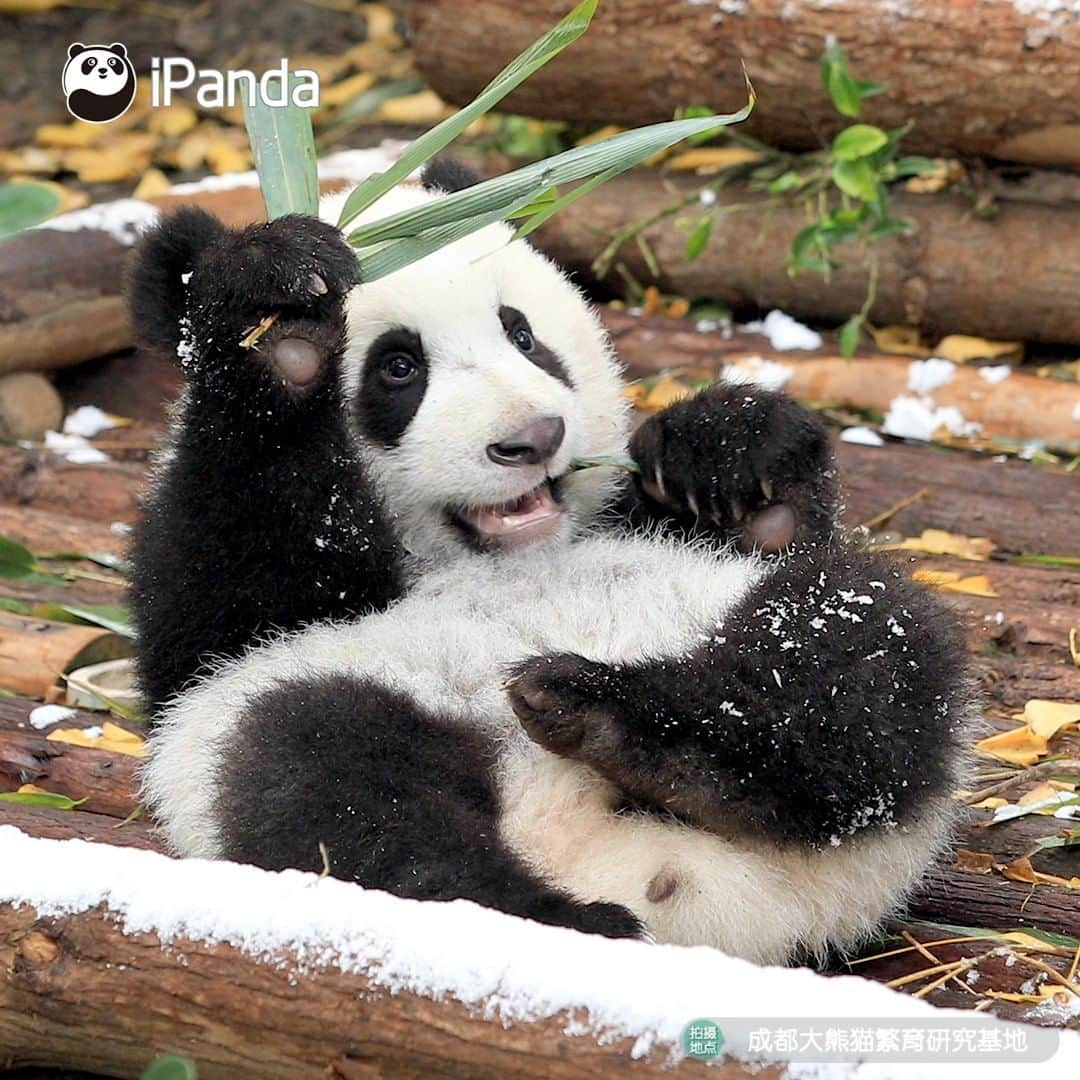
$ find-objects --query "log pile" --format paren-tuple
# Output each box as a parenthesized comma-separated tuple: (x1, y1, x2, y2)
(401, 0, 1080, 168)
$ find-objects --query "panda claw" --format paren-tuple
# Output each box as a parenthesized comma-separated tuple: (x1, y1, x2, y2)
(686, 492, 700, 518)
(308, 272, 328, 296)
(761, 479, 775, 502)
(730, 499, 745, 523)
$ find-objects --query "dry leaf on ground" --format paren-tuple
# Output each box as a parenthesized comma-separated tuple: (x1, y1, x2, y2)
(46, 721, 147, 758)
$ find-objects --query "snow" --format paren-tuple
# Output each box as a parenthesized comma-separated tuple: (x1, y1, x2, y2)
(882, 395, 980, 441)
(2, 826, 1075, 1077)
(742, 309, 823, 351)
(1072, 400, 1080, 423)
(42, 430, 109, 465)
(110, 521, 132, 535)
(63, 405, 119, 439)
(1013, 1, 1080, 23)
(978, 365, 1013, 385)
(28, 705, 76, 731)
(840, 426, 885, 447)
(907, 358, 956, 394)
(36, 198, 159, 245)
(721, 355, 795, 391)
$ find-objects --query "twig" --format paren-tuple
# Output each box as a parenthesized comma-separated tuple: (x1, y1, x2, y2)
(913, 961, 975, 999)
(860, 488, 930, 531)
(964, 759, 1080, 805)
(1009, 951, 1080, 999)
(901, 931, 979, 996)
(239, 313, 280, 349)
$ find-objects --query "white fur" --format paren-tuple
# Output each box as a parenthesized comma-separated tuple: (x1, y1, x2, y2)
(145, 534, 957, 963)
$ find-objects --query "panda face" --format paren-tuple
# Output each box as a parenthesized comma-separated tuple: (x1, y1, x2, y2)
(64, 44, 131, 97)
(323, 185, 629, 562)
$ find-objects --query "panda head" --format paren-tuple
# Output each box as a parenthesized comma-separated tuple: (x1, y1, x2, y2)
(322, 161, 629, 563)
(63, 43, 135, 123)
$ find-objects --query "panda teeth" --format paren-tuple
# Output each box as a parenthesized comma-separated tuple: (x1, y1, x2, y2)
(456, 482, 562, 544)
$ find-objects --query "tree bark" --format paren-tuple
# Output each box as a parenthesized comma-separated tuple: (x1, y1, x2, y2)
(401, 0, 1080, 169)
(0, 899, 757, 1080)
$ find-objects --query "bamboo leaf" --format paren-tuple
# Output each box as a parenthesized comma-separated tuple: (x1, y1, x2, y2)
(242, 75, 318, 220)
(0, 536, 36, 579)
(60, 603, 137, 639)
(0, 790, 87, 810)
(0, 179, 63, 240)
(337, 0, 600, 230)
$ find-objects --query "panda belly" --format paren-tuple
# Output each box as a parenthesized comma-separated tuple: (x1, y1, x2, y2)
(145, 533, 948, 962)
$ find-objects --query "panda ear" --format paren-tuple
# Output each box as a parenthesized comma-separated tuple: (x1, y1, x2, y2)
(421, 157, 480, 195)
(108, 42, 127, 57)
(68, 43, 87, 59)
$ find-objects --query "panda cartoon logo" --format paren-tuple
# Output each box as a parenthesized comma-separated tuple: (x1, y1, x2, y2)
(63, 43, 136, 124)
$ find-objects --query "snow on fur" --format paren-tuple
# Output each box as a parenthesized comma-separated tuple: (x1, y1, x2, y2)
(3, 826, 1075, 1077)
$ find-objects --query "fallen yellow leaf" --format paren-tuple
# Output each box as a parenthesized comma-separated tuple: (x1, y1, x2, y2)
(16, 784, 48, 795)
(970, 796, 1009, 810)
(1003, 856, 1080, 889)
(133, 168, 172, 200)
(666, 147, 762, 174)
(35, 121, 100, 148)
(1023, 699, 1080, 738)
(377, 90, 453, 125)
(975, 725, 1049, 766)
(318, 71, 378, 109)
(206, 141, 250, 175)
(1018, 782, 1066, 807)
(911, 570, 999, 597)
(47, 722, 147, 759)
(147, 103, 198, 138)
(363, 3, 402, 46)
(644, 379, 694, 410)
(65, 146, 150, 184)
(868, 324, 930, 357)
(934, 334, 1021, 364)
(896, 528, 995, 561)
(954, 849, 995, 874)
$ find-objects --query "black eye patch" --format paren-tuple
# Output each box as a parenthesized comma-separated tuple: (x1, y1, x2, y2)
(354, 328, 428, 447)
(82, 56, 97, 75)
(499, 306, 572, 388)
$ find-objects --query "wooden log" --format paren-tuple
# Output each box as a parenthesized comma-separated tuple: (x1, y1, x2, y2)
(536, 169, 1080, 348)
(402, 0, 1080, 168)
(0, 613, 131, 699)
(0, 804, 160, 851)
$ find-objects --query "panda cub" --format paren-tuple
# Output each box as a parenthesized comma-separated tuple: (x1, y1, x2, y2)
(131, 161, 973, 964)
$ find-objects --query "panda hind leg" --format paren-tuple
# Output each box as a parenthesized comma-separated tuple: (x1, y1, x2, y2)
(213, 671, 645, 941)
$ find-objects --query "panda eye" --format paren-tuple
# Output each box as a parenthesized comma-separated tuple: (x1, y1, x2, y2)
(380, 353, 418, 386)
(511, 326, 534, 353)
(82, 57, 96, 74)
(108, 57, 121, 71)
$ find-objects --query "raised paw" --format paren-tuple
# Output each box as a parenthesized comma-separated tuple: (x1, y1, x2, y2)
(507, 653, 622, 759)
(629, 382, 836, 552)
(527, 890, 647, 940)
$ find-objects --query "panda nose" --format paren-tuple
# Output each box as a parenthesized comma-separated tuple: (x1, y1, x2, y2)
(487, 416, 565, 467)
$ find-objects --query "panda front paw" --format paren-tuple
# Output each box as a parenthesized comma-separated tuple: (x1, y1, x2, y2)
(629, 383, 837, 552)
(507, 653, 625, 761)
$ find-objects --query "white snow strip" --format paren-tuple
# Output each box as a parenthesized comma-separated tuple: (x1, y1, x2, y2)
(63, 405, 120, 439)
(43, 430, 110, 465)
(907, 358, 956, 395)
(978, 365, 1013, 385)
(1, 827, 1076, 1077)
(721, 355, 794, 391)
(28, 705, 76, 731)
(883, 395, 981, 442)
(741, 309, 823, 351)
(36, 198, 160, 245)
(840, 426, 885, 447)
(1072, 400, 1080, 423)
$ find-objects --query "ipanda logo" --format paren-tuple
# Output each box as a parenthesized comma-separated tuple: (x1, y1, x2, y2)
(64, 42, 318, 124)
(63, 43, 137, 124)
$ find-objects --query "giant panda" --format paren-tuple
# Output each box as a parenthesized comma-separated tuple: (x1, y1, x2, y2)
(129, 160, 974, 964)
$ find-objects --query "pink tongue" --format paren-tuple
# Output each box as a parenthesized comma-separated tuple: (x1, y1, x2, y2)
(463, 484, 560, 538)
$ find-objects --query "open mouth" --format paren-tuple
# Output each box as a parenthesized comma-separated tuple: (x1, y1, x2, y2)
(453, 481, 563, 547)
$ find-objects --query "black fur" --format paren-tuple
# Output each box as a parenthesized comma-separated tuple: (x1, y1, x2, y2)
(612, 383, 839, 554)
(353, 327, 429, 446)
(421, 157, 481, 194)
(499, 305, 573, 387)
(215, 672, 644, 940)
(508, 544, 969, 849)
(128, 211, 405, 712)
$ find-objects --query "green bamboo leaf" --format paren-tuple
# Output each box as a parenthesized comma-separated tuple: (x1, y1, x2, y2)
(0, 179, 63, 240)
(337, 0, 600, 231)
(242, 75, 318, 220)
(832, 124, 889, 161)
(832, 158, 878, 202)
(349, 100, 754, 282)
(511, 166, 623, 240)
(0, 597, 31, 615)
(0, 536, 36, 579)
(685, 215, 714, 262)
(892, 155, 938, 178)
(142, 1055, 198, 1080)
(61, 603, 136, 639)
(0, 790, 88, 810)
(839, 315, 862, 358)
(570, 454, 641, 474)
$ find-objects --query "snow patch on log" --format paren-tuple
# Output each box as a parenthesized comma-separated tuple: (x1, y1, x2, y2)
(840, 426, 885, 447)
(36, 199, 159, 245)
(908, 358, 957, 395)
(883, 395, 981, 442)
(721, 354, 795, 391)
(741, 309, 823, 351)
(3, 825, 1077, 1075)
